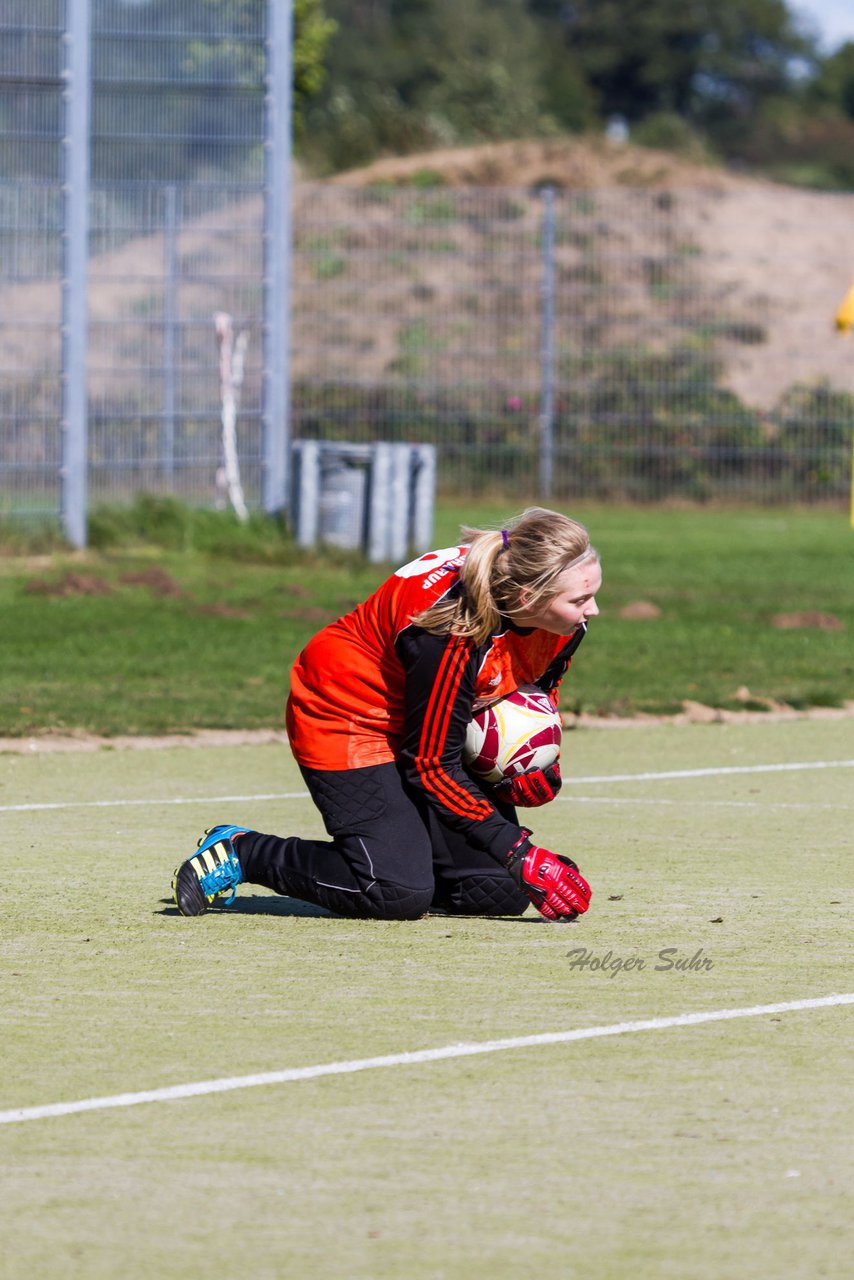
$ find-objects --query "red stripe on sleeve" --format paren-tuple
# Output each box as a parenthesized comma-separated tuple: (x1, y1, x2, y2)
(416, 636, 493, 821)
(416, 756, 493, 821)
(420, 636, 464, 757)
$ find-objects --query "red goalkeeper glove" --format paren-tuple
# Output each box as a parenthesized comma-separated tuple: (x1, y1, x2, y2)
(493, 762, 561, 808)
(504, 828, 591, 921)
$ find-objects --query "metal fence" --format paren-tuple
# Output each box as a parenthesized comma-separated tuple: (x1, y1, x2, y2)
(285, 179, 854, 506)
(2, 4, 854, 535)
(0, 0, 289, 540)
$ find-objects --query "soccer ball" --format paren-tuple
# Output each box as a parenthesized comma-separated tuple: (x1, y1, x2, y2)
(463, 684, 562, 784)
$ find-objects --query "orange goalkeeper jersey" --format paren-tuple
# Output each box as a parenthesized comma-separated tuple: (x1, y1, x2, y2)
(286, 545, 587, 857)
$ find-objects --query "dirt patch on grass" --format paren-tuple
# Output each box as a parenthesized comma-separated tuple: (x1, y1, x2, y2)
(618, 601, 662, 620)
(771, 611, 845, 631)
(564, 701, 854, 729)
(119, 567, 184, 597)
(0, 728, 291, 754)
(25, 572, 114, 597)
(23, 566, 188, 600)
(2, 703, 853, 753)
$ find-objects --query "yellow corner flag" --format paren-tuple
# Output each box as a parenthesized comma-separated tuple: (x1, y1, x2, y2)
(836, 279, 854, 332)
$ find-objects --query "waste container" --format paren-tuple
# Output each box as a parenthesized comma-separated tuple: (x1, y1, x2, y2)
(291, 440, 436, 563)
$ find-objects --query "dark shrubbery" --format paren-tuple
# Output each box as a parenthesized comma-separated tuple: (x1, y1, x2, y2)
(292, 359, 853, 502)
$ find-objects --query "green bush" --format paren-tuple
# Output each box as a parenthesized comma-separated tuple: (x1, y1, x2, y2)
(768, 382, 854, 498)
(88, 494, 300, 563)
(633, 111, 714, 162)
(291, 349, 852, 503)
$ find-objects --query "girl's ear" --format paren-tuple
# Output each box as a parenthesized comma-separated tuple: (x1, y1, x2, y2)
(515, 585, 532, 612)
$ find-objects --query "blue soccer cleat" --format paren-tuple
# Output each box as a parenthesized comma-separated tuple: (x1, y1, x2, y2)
(172, 824, 250, 917)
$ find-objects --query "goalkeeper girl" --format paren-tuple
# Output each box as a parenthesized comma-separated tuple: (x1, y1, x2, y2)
(172, 506, 600, 922)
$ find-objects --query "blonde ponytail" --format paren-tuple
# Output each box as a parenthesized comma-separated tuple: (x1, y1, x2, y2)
(411, 507, 596, 645)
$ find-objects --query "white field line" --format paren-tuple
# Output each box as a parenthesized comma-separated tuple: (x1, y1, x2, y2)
(567, 796, 853, 810)
(3, 759, 854, 816)
(561, 759, 854, 784)
(0, 791, 309, 814)
(1, 993, 852, 1127)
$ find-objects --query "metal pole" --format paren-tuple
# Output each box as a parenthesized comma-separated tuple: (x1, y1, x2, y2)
(162, 184, 178, 486)
(538, 186, 556, 501)
(61, 0, 91, 547)
(262, 0, 293, 515)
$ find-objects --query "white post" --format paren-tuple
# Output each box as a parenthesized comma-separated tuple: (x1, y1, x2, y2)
(60, 0, 91, 547)
(162, 183, 178, 485)
(215, 312, 249, 522)
(292, 440, 321, 547)
(367, 443, 393, 563)
(262, 0, 293, 515)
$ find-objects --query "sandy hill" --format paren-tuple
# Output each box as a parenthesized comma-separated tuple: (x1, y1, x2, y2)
(332, 137, 854, 408)
(5, 137, 854, 413)
(329, 135, 736, 191)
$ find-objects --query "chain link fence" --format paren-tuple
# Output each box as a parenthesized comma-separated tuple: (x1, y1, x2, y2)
(1, 0, 270, 530)
(290, 179, 854, 505)
(1, 0, 64, 521)
(2, 3, 854, 529)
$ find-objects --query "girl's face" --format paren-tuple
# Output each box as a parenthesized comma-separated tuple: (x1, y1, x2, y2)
(515, 560, 602, 635)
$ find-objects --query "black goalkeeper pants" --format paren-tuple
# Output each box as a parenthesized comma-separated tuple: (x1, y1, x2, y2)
(236, 761, 528, 920)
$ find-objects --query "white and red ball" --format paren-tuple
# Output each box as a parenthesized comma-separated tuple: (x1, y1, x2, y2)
(463, 684, 562, 784)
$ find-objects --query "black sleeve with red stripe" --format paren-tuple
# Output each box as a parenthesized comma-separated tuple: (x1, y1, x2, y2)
(394, 625, 523, 860)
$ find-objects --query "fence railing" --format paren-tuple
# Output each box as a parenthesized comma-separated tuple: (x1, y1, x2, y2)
(3, 177, 854, 524)
(2, 1, 854, 527)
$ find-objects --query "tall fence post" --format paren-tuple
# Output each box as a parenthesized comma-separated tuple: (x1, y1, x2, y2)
(60, 0, 91, 546)
(538, 185, 556, 501)
(162, 183, 178, 486)
(262, 0, 293, 516)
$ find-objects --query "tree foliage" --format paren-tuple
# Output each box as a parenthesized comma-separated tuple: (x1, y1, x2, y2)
(812, 41, 854, 119)
(182, 0, 337, 121)
(302, 0, 568, 171)
(5, 0, 854, 187)
(542, 0, 813, 127)
(303, 0, 831, 174)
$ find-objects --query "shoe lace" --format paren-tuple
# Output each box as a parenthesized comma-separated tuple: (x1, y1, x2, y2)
(199, 850, 242, 905)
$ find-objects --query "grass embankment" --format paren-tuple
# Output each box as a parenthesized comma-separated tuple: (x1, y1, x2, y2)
(0, 498, 851, 736)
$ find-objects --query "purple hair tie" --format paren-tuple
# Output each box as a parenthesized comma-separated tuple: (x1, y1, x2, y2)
(501, 529, 510, 549)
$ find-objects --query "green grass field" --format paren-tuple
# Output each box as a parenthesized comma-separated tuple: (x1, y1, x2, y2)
(1, 501, 853, 736)
(2, 718, 852, 1279)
